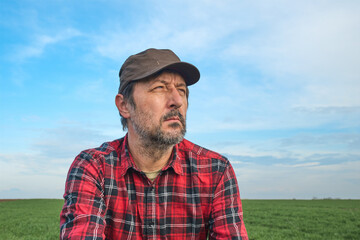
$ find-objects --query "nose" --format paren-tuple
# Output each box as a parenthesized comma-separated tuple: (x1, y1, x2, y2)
(168, 87, 184, 109)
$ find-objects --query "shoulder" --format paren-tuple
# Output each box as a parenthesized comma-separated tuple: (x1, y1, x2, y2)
(72, 137, 124, 168)
(177, 138, 230, 174)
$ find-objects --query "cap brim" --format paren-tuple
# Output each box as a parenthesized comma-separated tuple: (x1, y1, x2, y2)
(163, 62, 200, 86)
(132, 62, 200, 86)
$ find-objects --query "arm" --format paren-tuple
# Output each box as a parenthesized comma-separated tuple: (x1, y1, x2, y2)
(60, 151, 107, 240)
(209, 162, 248, 240)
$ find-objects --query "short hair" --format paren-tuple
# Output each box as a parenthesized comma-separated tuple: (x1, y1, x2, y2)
(118, 80, 136, 130)
(118, 70, 189, 130)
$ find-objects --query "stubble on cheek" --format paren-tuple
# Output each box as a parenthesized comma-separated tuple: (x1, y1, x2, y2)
(130, 105, 187, 147)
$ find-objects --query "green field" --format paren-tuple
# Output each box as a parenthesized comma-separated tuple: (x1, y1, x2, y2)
(242, 199, 360, 240)
(0, 199, 359, 239)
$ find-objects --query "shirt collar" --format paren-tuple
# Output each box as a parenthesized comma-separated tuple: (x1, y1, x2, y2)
(163, 143, 184, 175)
(118, 134, 184, 176)
(118, 134, 139, 176)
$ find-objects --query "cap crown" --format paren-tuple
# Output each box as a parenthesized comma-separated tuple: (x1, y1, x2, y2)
(118, 48, 200, 93)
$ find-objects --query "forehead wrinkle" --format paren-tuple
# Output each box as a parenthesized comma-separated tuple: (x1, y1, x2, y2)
(152, 77, 185, 86)
(153, 74, 186, 86)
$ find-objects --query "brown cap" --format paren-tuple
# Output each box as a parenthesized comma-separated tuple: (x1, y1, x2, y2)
(118, 48, 200, 93)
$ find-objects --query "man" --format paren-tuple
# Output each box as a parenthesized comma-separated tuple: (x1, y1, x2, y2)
(60, 48, 248, 239)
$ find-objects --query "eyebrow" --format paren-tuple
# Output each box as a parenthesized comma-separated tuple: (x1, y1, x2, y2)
(175, 82, 186, 88)
(152, 79, 186, 88)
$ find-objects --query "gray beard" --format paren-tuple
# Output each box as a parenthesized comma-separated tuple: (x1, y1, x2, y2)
(132, 110, 186, 150)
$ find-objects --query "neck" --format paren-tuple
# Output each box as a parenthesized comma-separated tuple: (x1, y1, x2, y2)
(127, 132, 174, 173)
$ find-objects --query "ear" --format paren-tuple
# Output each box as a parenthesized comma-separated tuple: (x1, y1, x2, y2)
(115, 94, 131, 119)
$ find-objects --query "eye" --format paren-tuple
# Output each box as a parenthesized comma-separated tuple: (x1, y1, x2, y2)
(178, 88, 186, 95)
(153, 85, 164, 90)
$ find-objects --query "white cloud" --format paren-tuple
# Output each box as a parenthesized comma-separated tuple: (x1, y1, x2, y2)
(0, 123, 119, 199)
(232, 157, 360, 199)
(0, 152, 71, 198)
(12, 28, 81, 62)
(204, 132, 360, 171)
(93, 0, 259, 61)
(222, 1, 360, 107)
(280, 132, 360, 152)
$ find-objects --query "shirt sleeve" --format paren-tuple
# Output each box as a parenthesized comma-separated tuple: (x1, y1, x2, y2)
(60, 151, 107, 240)
(209, 161, 248, 240)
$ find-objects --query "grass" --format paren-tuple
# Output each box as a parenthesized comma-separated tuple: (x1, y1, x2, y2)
(0, 199, 64, 240)
(242, 199, 360, 240)
(0, 199, 359, 239)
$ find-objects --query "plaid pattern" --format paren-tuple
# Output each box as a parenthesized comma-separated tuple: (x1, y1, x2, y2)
(60, 135, 248, 239)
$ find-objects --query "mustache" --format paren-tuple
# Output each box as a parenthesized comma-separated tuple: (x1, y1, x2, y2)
(162, 110, 186, 125)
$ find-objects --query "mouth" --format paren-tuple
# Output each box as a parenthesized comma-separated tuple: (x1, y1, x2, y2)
(162, 111, 185, 127)
(165, 117, 180, 122)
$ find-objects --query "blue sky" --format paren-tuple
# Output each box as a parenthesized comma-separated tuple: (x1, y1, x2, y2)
(1, 0, 359, 199)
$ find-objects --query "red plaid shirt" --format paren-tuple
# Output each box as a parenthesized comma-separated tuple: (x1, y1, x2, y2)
(60, 135, 248, 239)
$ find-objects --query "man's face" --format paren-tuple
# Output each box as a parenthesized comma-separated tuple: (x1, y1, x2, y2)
(127, 72, 188, 147)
